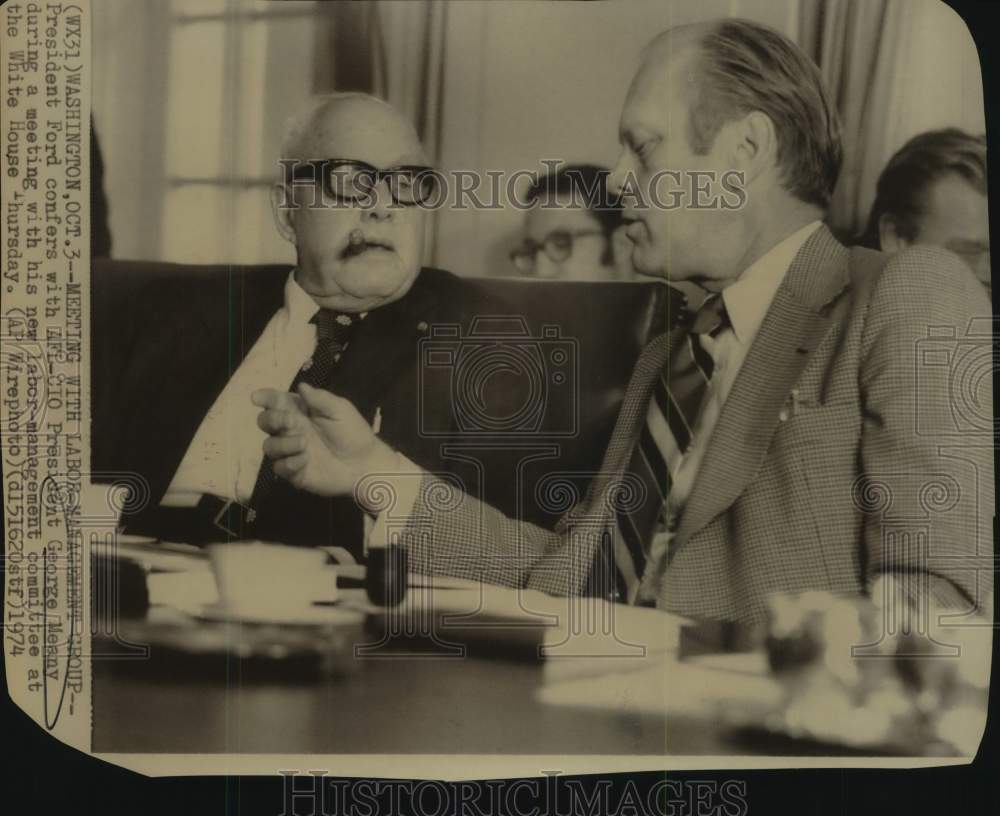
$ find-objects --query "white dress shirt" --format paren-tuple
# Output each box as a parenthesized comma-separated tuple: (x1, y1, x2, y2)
(662, 220, 823, 519)
(623, 219, 825, 595)
(162, 271, 321, 507)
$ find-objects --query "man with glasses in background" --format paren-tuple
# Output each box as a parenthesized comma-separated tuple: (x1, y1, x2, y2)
(509, 164, 634, 281)
(105, 93, 501, 561)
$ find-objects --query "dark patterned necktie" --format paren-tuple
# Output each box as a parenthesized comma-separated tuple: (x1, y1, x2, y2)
(612, 293, 730, 602)
(248, 309, 358, 517)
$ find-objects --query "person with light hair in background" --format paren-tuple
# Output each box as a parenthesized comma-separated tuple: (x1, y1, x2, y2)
(861, 128, 990, 296)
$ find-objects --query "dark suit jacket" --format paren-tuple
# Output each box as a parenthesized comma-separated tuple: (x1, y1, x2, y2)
(92, 265, 507, 549)
(396, 227, 994, 623)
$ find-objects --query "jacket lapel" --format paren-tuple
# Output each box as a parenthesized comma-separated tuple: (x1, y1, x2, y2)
(180, 266, 285, 413)
(671, 226, 852, 552)
(233, 266, 289, 369)
(331, 270, 441, 425)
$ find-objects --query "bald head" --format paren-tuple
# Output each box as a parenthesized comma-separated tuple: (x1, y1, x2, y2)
(280, 93, 427, 170)
(623, 24, 703, 131)
(271, 93, 429, 313)
(641, 21, 707, 61)
(630, 23, 712, 103)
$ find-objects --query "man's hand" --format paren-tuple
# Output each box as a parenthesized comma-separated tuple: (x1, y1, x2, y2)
(252, 384, 399, 506)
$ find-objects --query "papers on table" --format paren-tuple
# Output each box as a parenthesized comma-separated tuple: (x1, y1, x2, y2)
(537, 650, 781, 718)
(109, 540, 690, 666)
(113, 535, 207, 573)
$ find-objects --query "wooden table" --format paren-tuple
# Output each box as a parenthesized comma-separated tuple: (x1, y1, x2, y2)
(91, 563, 782, 759)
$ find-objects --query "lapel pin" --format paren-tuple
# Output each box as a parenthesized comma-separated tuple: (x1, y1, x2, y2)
(417, 320, 429, 332)
(779, 388, 801, 422)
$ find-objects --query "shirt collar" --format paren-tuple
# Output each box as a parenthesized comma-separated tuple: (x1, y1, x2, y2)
(722, 220, 822, 345)
(285, 269, 369, 326)
(285, 269, 320, 325)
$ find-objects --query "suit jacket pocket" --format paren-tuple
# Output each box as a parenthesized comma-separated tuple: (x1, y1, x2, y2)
(769, 399, 865, 593)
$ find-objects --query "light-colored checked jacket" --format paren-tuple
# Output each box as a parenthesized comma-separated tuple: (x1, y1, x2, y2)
(398, 226, 994, 624)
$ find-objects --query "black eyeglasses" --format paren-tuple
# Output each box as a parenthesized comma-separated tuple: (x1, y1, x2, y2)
(288, 159, 439, 206)
(509, 229, 606, 274)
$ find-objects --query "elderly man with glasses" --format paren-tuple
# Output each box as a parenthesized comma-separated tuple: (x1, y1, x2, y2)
(110, 93, 502, 561)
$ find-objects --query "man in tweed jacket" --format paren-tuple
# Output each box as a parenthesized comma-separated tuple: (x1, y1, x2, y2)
(255, 20, 992, 624)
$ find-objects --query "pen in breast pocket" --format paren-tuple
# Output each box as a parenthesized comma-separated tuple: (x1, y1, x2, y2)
(373, 406, 382, 435)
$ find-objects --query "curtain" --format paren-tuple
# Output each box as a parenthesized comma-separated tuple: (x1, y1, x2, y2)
(312, 0, 447, 159)
(312, 1, 374, 94)
(366, 0, 449, 265)
(90, 116, 112, 258)
(371, 0, 448, 162)
(799, 0, 912, 240)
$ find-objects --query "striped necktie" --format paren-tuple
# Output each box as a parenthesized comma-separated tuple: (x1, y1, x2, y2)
(611, 293, 729, 603)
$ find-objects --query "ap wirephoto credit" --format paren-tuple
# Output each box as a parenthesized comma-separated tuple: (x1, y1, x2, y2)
(1, 0, 995, 794)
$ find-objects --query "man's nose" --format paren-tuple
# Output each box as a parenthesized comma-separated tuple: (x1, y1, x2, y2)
(361, 179, 394, 221)
(607, 150, 629, 195)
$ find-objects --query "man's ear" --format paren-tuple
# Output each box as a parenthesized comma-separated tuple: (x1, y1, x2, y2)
(878, 213, 910, 253)
(270, 183, 297, 245)
(729, 111, 777, 184)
